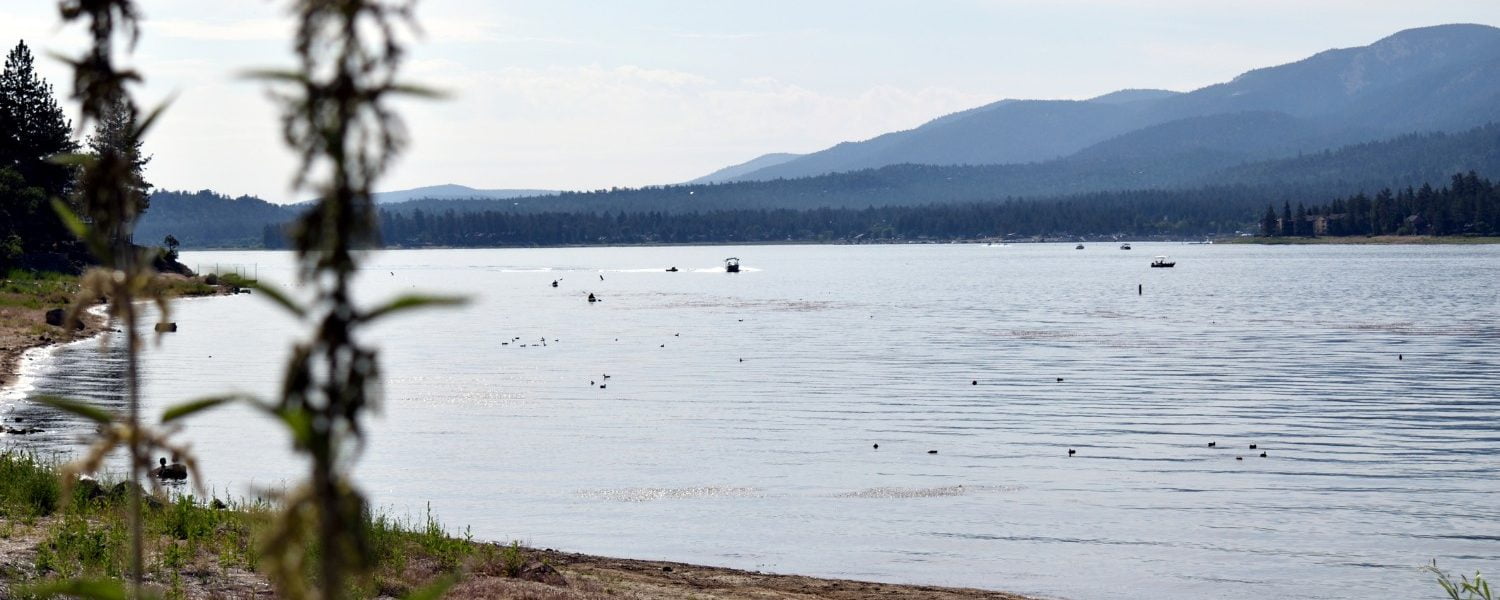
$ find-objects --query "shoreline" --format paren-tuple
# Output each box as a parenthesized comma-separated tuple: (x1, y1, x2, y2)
(1, 272, 235, 407)
(0, 456, 1036, 600)
(0, 307, 108, 395)
(1217, 235, 1500, 245)
(1, 275, 1039, 599)
(182, 234, 1500, 252)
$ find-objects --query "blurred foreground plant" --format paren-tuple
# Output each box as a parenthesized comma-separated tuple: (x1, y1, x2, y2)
(33, 1, 232, 599)
(248, 1, 458, 598)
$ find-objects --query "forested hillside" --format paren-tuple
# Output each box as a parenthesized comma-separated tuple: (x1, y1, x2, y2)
(262, 185, 1277, 249)
(378, 124, 1500, 216)
(1265, 171, 1500, 237)
(147, 123, 1500, 248)
(135, 190, 298, 248)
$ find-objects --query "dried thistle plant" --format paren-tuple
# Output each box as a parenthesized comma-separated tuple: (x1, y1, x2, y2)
(247, 1, 457, 598)
(34, 1, 232, 598)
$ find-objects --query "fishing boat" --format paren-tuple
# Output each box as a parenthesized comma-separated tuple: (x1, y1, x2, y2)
(1075, 243, 1085, 250)
(1120, 243, 1132, 250)
(1151, 255, 1176, 268)
(725, 257, 741, 273)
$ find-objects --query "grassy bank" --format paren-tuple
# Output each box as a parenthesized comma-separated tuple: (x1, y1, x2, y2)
(1219, 235, 1500, 245)
(0, 454, 1031, 599)
(0, 453, 519, 598)
(0, 269, 242, 390)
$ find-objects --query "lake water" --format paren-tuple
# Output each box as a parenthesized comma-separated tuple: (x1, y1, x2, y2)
(3, 243, 1498, 600)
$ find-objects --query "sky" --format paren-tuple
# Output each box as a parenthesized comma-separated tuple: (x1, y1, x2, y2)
(3, 1, 1499, 203)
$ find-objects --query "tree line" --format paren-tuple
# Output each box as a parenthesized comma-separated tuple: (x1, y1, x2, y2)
(1259, 171, 1500, 237)
(0, 40, 152, 272)
(256, 185, 1302, 248)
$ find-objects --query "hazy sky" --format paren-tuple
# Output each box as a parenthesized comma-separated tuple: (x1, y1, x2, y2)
(3, 1, 1498, 202)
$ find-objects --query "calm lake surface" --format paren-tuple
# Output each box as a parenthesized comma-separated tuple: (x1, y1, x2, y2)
(3, 243, 1498, 600)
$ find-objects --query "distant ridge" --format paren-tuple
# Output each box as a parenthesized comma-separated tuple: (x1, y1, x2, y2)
(719, 23, 1500, 182)
(377, 122, 1500, 215)
(372, 184, 557, 205)
(1086, 89, 1181, 105)
(686, 153, 802, 184)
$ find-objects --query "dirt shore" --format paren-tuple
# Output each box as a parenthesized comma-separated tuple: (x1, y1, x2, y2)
(0, 305, 106, 391)
(0, 271, 234, 393)
(0, 520, 1031, 600)
(531, 549, 1032, 600)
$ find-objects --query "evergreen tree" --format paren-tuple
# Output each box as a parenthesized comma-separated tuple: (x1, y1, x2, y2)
(86, 93, 152, 218)
(1280, 201, 1293, 236)
(1261, 204, 1278, 236)
(0, 41, 76, 190)
(0, 40, 81, 268)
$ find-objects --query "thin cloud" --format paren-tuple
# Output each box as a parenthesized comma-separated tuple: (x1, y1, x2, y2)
(673, 32, 772, 40)
(150, 18, 286, 42)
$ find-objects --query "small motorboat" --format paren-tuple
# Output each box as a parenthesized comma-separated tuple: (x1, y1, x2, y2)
(1075, 244, 1085, 250)
(1151, 255, 1176, 268)
(1120, 243, 1132, 250)
(725, 257, 741, 273)
(666, 267, 678, 272)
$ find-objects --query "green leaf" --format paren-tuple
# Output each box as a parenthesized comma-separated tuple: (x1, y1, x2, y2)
(161, 395, 244, 423)
(17, 577, 131, 600)
(133, 96, 175, 137)
(49, 198, 109, 259)
(360, 294, 465, 323)
(37, 396, 113, 425)
(50, 199, 89, 241)
(239, 68, 306, 83)
(254, 403, 313, 448)
(250, 280, 307, 318)
(389, 83, 448, 99)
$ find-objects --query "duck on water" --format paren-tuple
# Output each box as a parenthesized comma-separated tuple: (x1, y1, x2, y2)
(151, 457, 187, 480)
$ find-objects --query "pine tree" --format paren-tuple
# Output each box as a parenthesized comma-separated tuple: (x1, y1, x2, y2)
(0, 40, 81, 266)
(1261, 204, 1278, 236)
(85, 94, 153, 225)
(0, 41, 76, 191)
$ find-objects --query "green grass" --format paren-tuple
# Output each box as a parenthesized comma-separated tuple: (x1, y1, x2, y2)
(214, 272, 256, 288)
(0, 454, 62, 520)
(0, 453, 526, 597)
(0, 269, 236, 315)
(0, 270, 79, 310)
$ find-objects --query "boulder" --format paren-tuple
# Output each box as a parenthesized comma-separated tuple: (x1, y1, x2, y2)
(75, 478, 106, 502)
(106, 482, 163, 509)
(44, 308, 83, 330)
(154, 322, 178, 333)
(0, 425, 42, 435)
(517, 560, 567, 587)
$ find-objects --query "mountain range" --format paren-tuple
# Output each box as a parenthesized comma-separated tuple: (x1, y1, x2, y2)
(370, 184, 557, 204)
(700, 23, 1500, 184)
(137, 23, 1500, 247)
